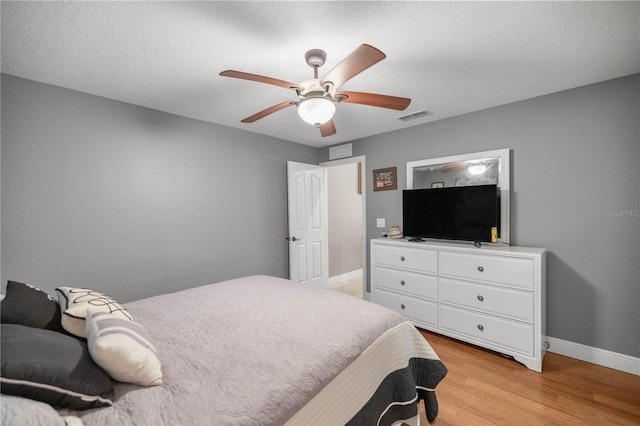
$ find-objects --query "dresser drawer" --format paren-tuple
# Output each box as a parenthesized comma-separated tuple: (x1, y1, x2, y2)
(373, 244, 437, 274)
(439, 305, 533, 355)
(374, 289, 438, 327)
(373, 266, 438, 300)
(439, 278, 533, 322)
(439, 251, 534, 290)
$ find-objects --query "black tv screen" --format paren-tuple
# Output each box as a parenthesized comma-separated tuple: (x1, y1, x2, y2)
(402, 184, 499, 243)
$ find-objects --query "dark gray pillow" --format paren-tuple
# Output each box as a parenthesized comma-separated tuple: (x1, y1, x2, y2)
(1, 281, 67, 334)
(0, 324, 114, 410)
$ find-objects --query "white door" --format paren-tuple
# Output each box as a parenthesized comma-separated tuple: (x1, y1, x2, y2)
(287, 161, 329, 288)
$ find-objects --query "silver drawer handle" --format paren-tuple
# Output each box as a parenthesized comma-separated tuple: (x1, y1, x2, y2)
(400, 256, 405, 261)
(400, 304, 406, 310)
(477, 266, 484, 272)
(400, 280, 406, 286)
(477, 295, 484, 302)
(477, 324, 484, 331)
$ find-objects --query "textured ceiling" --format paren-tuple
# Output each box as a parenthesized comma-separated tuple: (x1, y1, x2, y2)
(2, 1, 639, 148)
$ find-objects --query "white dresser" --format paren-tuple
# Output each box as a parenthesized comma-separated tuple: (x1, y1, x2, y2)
(371, 238, 546, 372)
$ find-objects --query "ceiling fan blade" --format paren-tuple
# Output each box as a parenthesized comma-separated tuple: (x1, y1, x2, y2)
(441, 163, 466, 173)
(319, 119, 337, 137)
(220, 70, 302, 91)
(337, 91, 411, 111)
(320, 44, 386, 90)
(241, 100, 297, 123)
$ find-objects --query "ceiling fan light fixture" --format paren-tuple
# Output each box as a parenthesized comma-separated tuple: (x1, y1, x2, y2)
(297, 97, 336, 126)
(468, 164, 487, 175)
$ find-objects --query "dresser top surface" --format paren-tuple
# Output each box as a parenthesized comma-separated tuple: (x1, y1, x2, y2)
(372, 237, 545, 256)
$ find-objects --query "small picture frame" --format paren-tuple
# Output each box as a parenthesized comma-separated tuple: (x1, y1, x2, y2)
(373, 167, 397, 191)
(431, 182, 444, 188)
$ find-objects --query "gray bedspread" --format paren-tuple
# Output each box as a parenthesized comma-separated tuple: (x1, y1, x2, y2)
(79, 275, 413, 426)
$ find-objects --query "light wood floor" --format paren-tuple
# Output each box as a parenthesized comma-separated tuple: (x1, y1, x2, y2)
(416, 329, 640, 425)
(328, 276, 363, 299)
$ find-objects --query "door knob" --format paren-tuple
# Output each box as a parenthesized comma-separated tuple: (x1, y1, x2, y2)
(286, 236, 301, 241)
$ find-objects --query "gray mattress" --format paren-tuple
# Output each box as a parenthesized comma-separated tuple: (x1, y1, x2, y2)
(79, 275, 447, 425)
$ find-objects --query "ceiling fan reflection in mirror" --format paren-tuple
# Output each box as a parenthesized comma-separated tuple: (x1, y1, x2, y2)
(219, 44, 411, 137)
(440, 159, 497, 175)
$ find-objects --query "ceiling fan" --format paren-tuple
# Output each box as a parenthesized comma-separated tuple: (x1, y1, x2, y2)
(441, 161, 495, 175)
(219, 44, 411, 137)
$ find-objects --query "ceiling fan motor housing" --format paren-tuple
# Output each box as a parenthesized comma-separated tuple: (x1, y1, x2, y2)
(305, 49, 327, 68)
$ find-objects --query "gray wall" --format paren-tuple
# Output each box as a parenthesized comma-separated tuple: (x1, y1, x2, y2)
(1, 74, 320, 302)
(327, 163, 362, 277)
(2, 72, 638, 359)
(324, 74, 639, 358)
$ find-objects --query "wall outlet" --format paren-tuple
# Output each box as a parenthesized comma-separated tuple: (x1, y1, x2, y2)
(377, 218, 386, 228)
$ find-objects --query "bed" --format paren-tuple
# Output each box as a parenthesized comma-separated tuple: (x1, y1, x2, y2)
(1, 275, 447, 426)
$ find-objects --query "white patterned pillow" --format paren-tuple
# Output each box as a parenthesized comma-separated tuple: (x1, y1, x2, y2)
(85, 308, 163, 386)
(55, 287, 132, 338)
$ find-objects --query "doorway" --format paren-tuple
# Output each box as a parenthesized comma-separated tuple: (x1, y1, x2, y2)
(321, 156, 367, 299)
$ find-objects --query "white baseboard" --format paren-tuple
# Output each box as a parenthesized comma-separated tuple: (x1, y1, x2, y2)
(328, 269, 363, 286)
(546, 336, 640, 376)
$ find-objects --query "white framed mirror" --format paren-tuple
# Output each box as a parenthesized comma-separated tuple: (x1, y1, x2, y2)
(406, 148, 511, 244)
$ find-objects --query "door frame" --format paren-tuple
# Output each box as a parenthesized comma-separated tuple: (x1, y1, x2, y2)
(320, 155, 369, 300)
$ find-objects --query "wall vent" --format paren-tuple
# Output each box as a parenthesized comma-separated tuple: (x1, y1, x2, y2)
(396, 109, 433, 122)
(329, 143, 353, 160)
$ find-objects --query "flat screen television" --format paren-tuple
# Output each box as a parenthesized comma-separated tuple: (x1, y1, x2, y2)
(402, 184, 500, 243)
